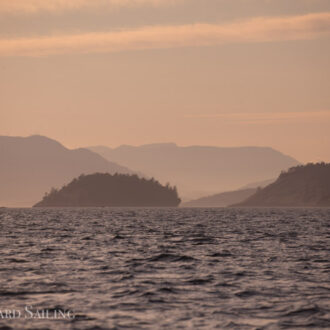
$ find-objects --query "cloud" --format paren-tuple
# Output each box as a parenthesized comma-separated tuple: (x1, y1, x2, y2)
(0, 12, 329, 56)
(0, 0, 177, 14)
(184, 110, 330, 124)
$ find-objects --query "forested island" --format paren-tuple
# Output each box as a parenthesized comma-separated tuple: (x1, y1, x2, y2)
(34, 173, 181, 207)
(232, 163, 330, 207)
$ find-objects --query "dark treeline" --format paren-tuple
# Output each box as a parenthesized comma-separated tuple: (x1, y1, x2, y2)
(279, 162, 330, 179)
(233, 163, 330, 207)
(34, 173, 181, 207)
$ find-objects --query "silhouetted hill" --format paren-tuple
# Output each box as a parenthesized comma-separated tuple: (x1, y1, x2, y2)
(34, 173, 181, 207)
(182, 188, 257, 207)
(233, 163, 330, 207)
(0, 135, 134, 207)
(88, 143, 299, 200)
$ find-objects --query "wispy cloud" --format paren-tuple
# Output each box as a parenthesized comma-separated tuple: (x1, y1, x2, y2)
(0, 12, 329, 56)
(184, 110, 330, 124)
(0, 0, 177, 14)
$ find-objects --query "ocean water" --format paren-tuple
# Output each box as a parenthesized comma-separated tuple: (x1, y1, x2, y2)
(0, 207, 329, 329)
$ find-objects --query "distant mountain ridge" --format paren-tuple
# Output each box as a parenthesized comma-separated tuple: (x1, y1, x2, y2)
(233, 163, 330, 207)
(182, 188, 257, 207)
(0, 135, 134, 207)
(88, 143, 299, 200)
(34, 173, 181, 207)
(182, 177, 274, 207)
(240, 178, 275, 189)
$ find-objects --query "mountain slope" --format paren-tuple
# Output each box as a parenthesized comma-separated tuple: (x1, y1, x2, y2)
(233, 163, 330, 207)
(88, 143, 299, 200)
(182, 188, 257, 207)
(239, 178, 275, 189)
(0, 135, 133, 207)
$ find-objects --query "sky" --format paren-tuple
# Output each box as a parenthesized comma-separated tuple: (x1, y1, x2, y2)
(1, 0, 330, 163)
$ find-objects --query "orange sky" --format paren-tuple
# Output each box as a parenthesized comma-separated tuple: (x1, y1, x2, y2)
(1, 0, 330, 162)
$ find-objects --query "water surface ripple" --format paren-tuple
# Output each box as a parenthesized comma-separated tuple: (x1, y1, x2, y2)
(0, 207, 329, 329)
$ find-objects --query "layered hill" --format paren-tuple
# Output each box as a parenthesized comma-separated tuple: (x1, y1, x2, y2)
(34, 173, 181, 207)
(182, 188, 257, 207)
(233, 163, 330, 207)
(0, 135, 133, 207)
(89, 143, 299, 200)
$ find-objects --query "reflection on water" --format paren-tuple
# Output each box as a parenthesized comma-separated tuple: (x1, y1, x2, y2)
(0, 207, 329, 329)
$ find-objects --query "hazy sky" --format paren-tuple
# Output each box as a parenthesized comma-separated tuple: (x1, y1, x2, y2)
(1, 0, 330, 162)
